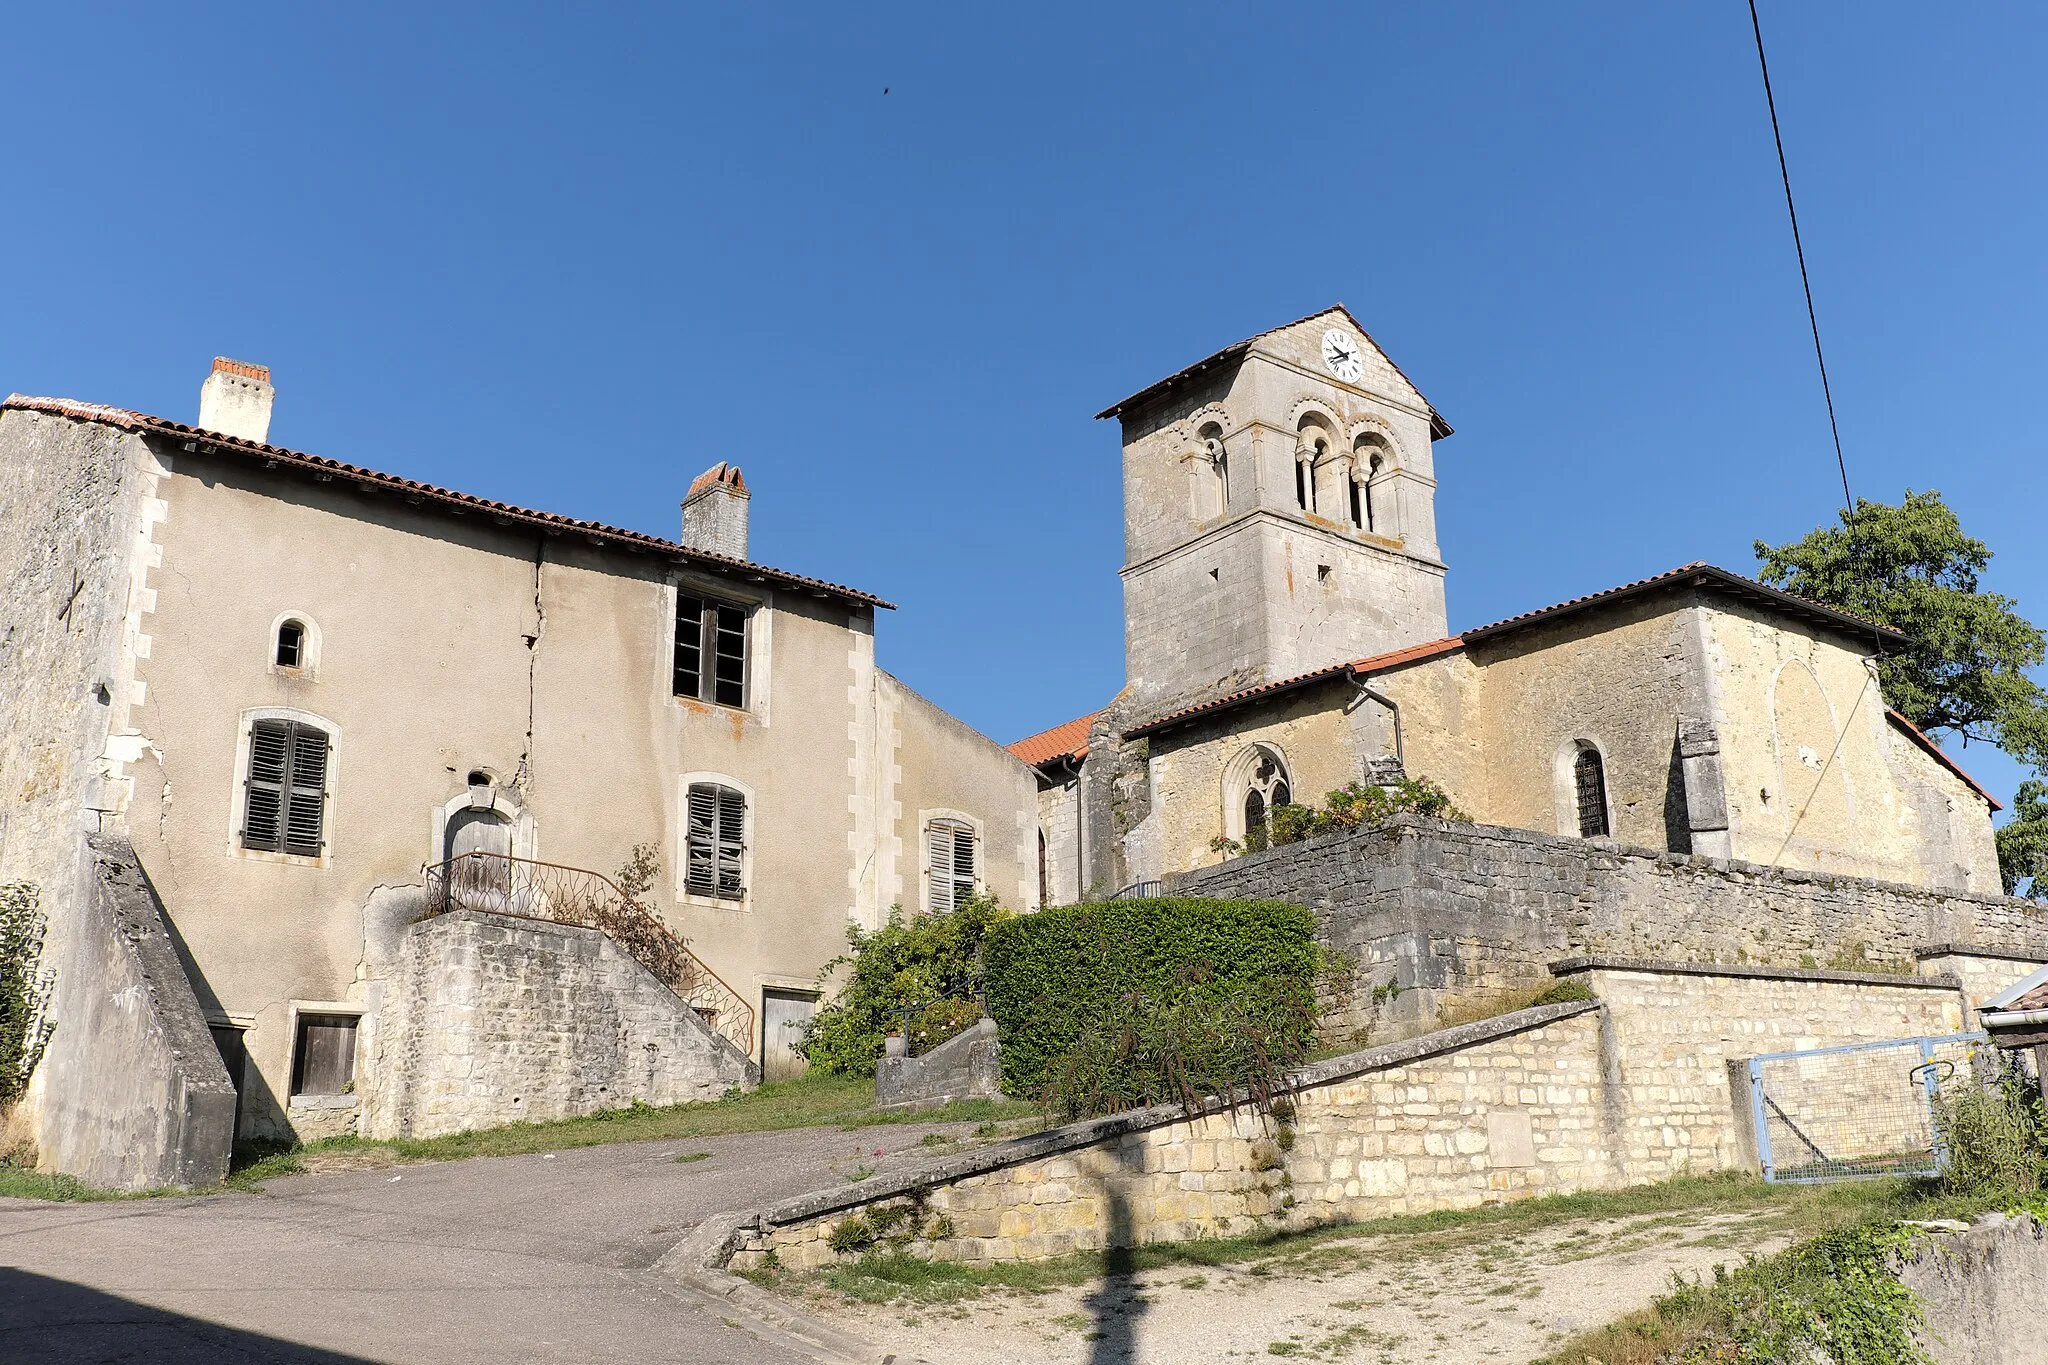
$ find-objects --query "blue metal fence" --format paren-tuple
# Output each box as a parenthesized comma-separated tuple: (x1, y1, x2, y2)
(1746, 1031, 1989, 1182)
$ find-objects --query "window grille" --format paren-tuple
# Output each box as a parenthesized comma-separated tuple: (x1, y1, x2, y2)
(685, 782, 748, 899)
(243, 718, 329, 857)
(1574, 748, 1610, 838)
(927, 818, 977, 913)
(674, 593, 749, 707)
(275, 620, 304, 668)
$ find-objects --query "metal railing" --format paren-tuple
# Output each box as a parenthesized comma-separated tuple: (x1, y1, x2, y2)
(422, 852, 754, 1056)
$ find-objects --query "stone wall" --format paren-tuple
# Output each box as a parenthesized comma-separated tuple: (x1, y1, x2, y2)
(29, 836, 236, 1190)
(1901, 1211, 2048, 1365)
(362, 909, 751, 1140)
(735, 1001, 1606, 1269)
(1565, 958, 1970, 1182)
(1167, 815, 2048, 1037)
(876, 1018, 1003, 1111)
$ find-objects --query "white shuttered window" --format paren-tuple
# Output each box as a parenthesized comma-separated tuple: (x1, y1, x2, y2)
(926, 818, 977, 913)
(685, 782, 748, 900)
(242, 718, 330, 857)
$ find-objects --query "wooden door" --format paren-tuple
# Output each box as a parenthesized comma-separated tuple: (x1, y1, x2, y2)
(760, 990, 816, 1082)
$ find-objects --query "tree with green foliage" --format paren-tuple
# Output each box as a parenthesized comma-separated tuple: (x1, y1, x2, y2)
(1996, 781, 2048, 900)
(1, 882, 56, 1106)
(1756, 490, 2048, 894)
(798, 893, 1011, 1076)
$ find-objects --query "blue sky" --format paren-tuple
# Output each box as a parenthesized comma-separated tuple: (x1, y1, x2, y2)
(5, 3, 2042, 811)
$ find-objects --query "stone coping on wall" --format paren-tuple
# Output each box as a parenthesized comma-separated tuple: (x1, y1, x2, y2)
(756, 998, 1602, 1230)
(1175, 812, 2048, 918)
(1916, 942, 2048, 964)
(1550, 955, 1966, 992)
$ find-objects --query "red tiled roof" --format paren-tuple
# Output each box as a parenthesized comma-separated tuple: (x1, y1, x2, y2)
(1459, 562, 1903, 647)
(1008, 711, 1099, 768)
(1127, 636, 1465, 739)
(1885, 709, 2003, 811)
(1094, 304, 1453, 439)
(3, 394, 890, 609)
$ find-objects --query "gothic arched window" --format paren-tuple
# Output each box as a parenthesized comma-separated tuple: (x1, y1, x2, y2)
(1227, 745, 1293, 853)
(1573, 747, 1610, 838)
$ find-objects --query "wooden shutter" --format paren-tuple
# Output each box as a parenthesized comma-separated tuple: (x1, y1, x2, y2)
(291, 1014, 358, 1096)
(927, 819, 975, 913)
(283, 726, 329, 857)
(715, 785, 747, 897)
(686, 783, 746, 899)
(243, 720, 291, 851)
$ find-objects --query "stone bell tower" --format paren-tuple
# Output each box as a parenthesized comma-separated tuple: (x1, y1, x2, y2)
(1098, 305, 1452, 712)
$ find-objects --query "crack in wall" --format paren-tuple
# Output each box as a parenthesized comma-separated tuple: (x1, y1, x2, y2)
(514, 538, 547, 794)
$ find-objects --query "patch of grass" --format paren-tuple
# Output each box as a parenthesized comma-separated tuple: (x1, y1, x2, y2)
(223, 1072, 1038, 1186)
(673, 1151, 712, 1164)
(0, 1165, 168, 1202)
(820, 1252, 1083, 1304)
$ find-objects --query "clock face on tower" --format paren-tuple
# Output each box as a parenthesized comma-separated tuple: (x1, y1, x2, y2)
(1321, 329, 1364, 383)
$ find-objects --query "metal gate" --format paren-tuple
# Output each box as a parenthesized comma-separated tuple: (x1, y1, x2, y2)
(1745, 1032, 1988, 1182)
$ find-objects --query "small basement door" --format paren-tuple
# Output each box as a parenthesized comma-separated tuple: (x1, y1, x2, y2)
(760, 989, 816, 1082)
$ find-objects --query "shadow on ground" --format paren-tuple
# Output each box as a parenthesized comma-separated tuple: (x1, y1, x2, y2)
(0, 1267, 384, 1364)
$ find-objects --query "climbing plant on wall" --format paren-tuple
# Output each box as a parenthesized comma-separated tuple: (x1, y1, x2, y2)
(0, 882, 56, 1106)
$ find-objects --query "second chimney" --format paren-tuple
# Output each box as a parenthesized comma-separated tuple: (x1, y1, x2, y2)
(681, 463, 750, 561)
(197, 357, 274, 444)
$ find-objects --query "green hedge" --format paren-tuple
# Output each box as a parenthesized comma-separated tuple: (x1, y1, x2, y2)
(981, 897, 1318, 1100)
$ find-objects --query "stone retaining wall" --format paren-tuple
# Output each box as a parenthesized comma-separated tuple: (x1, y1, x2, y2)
(1167, 815, 2048, 1037)
(876, 1018, 1003, 1111)
(362, 909, 751, 1139)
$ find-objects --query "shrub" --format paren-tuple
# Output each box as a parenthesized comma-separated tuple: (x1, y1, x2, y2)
(982, 897, 1318, 1105)
(799, 893, 1011, 1076)
(1933, 1052, 2046, 1196)
(1211, 776, 1467, 858)
(0, 882, 55, 1107)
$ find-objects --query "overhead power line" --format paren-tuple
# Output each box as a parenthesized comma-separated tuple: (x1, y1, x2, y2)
(1746, 0, 1855, 520)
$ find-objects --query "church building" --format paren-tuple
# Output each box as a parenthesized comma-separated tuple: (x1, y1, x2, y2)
(1014, 306, 2002, 903)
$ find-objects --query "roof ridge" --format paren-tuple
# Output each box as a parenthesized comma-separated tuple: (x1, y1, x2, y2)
(2, 394, 891, 610)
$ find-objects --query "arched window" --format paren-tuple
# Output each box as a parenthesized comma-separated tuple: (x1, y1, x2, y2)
(1038, 829, 1048, 908)
(275, 619, 306, 668)
(1574, 747, 1610, 838)
(685, 782, 748, 900)
(1364, 454, 1383, 532)
(1227, 745, 1293, 853)
(242, 717, 330, 857)
(1296, 415, 1336, 514)
(1199, 424, 1228, 520)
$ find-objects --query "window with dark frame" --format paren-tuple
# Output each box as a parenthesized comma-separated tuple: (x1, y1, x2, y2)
(673, 592, 749, 707)
(927, 818, 977, 913)
(275, 620, 305, 668)
(290, 1013, 358, 1096)
(1574, 748, 1610, 838)
(242, 718, 329, 857)
(685, 782, 748, 900)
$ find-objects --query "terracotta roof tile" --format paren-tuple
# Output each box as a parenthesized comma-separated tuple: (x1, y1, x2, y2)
(1008, 711, 1099, 768)
(1127, 636, 1465, 739)
(3, 394, 889, 609)
(1885, 709, 2002, 811)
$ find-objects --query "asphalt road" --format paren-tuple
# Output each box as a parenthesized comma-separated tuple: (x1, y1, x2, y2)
(0, 1121, 955, 1364)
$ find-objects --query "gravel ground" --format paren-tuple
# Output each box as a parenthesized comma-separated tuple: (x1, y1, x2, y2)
(799, 1207, 1794, 1364)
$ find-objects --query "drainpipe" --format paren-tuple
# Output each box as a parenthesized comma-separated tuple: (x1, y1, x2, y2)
(1348, 670, 1404, 769)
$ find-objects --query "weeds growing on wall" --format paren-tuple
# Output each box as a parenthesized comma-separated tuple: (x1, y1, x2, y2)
(799, 893, 1011, 1077)
(983, 898, 1318, 1115)
(1210, 777, 1467, 858)
(0, 882, 56, 1106)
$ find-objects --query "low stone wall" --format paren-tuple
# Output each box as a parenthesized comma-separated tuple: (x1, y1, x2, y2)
(1167, 815, 2048, 1037)
(362, 909, 752, 1140)
(30, 835, 236, 1190)
(730, 1001, 1609, 1268)
(876, 1018, 1003, 1111)
(1563, 958, 1970, 1182)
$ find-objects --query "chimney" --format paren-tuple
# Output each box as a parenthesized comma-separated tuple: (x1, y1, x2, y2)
(681, 462, 750, 560)
(197, 357, 275, 444)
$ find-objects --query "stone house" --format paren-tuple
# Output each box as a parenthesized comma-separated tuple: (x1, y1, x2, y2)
(1012, 306, 2003, 898)
(1, 362, 1037, 1179)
